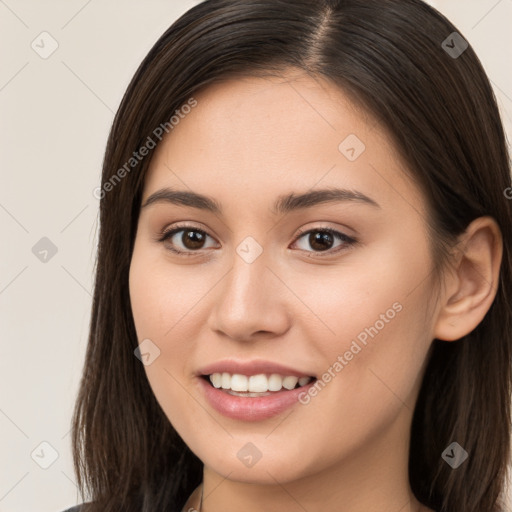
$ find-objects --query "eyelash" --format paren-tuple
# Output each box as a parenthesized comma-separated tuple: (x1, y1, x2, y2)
(157, 223, 358, 258)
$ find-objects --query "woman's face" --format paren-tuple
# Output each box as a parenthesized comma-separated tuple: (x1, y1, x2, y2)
(129, 72, 440, 485)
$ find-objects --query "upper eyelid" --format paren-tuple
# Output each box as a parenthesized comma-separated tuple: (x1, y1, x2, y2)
(159, 223, 356, 252)
(160, 223, 352, 240)
(160, 223, 216, 241)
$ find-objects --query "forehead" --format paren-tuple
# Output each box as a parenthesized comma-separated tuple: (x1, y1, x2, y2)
(142, 72, 426, 220)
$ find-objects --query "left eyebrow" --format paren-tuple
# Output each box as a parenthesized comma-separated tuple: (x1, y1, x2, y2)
(271, 187, 380, 214)
(140, 186, 380, 215)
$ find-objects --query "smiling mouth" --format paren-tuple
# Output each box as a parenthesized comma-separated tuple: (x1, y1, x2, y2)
(201, 373, 316, 397)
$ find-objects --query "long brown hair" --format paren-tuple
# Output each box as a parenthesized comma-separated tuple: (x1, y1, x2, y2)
(71, 1, 512, 511)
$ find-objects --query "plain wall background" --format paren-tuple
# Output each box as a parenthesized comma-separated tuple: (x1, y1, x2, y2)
(1, 1, 510, 511)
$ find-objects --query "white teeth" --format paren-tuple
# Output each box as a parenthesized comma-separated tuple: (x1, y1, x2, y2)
(211, 373, 222, 388)
(208, 372, 313, 393)
(230, 374, 248, 392)
(268, 374, 283, 391)
(298, 376, 310, 386)
(221, 372, 230, 389)
(248, 374, 268, 392)
(282, 376, 299, 390)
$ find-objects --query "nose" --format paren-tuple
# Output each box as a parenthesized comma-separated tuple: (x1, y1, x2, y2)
(207, 244, 291, 342)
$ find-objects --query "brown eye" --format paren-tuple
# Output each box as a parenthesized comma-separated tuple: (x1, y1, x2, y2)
(159, 226, 217, 255)
(292, 228, 357, 255)
(308, 231, 335, 251)
(180, 230, 207, 250)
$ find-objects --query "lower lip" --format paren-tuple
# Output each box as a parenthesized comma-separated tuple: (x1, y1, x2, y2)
(198, 377, 316, 421)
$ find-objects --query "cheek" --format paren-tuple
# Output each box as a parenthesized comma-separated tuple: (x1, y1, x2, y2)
(297, 233, 433, 408)
(128, 242, 214, 429)
(292, 233, 431, 348)
(129, 241, 209, 341)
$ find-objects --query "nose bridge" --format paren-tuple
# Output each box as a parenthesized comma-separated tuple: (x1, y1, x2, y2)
(223, 240, 271, 314)
(208, 236, 289, 340)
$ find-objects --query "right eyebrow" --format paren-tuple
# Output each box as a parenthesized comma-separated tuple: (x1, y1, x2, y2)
(141, 188, 222, 214)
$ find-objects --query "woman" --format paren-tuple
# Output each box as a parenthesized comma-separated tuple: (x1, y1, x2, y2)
(63, 0, 512, 511)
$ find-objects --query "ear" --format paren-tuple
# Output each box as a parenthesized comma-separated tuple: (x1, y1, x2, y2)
(434, 216, 503, 342)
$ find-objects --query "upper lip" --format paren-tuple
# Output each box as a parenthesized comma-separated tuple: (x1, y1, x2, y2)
(197, 359, 315, 378)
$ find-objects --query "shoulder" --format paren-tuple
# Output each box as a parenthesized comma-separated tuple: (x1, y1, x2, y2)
(60, 506, 83, 512)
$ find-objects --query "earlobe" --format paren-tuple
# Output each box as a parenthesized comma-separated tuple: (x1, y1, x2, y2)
(434, 216, 503, 342)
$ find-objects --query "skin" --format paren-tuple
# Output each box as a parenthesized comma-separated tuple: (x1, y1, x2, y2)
(129, 70, 502, 512)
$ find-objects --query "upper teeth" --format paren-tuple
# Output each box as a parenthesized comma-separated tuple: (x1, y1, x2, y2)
(209, 373, 312, 392)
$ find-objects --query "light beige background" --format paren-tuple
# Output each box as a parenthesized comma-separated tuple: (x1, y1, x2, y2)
(1, 1, 511, 511)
